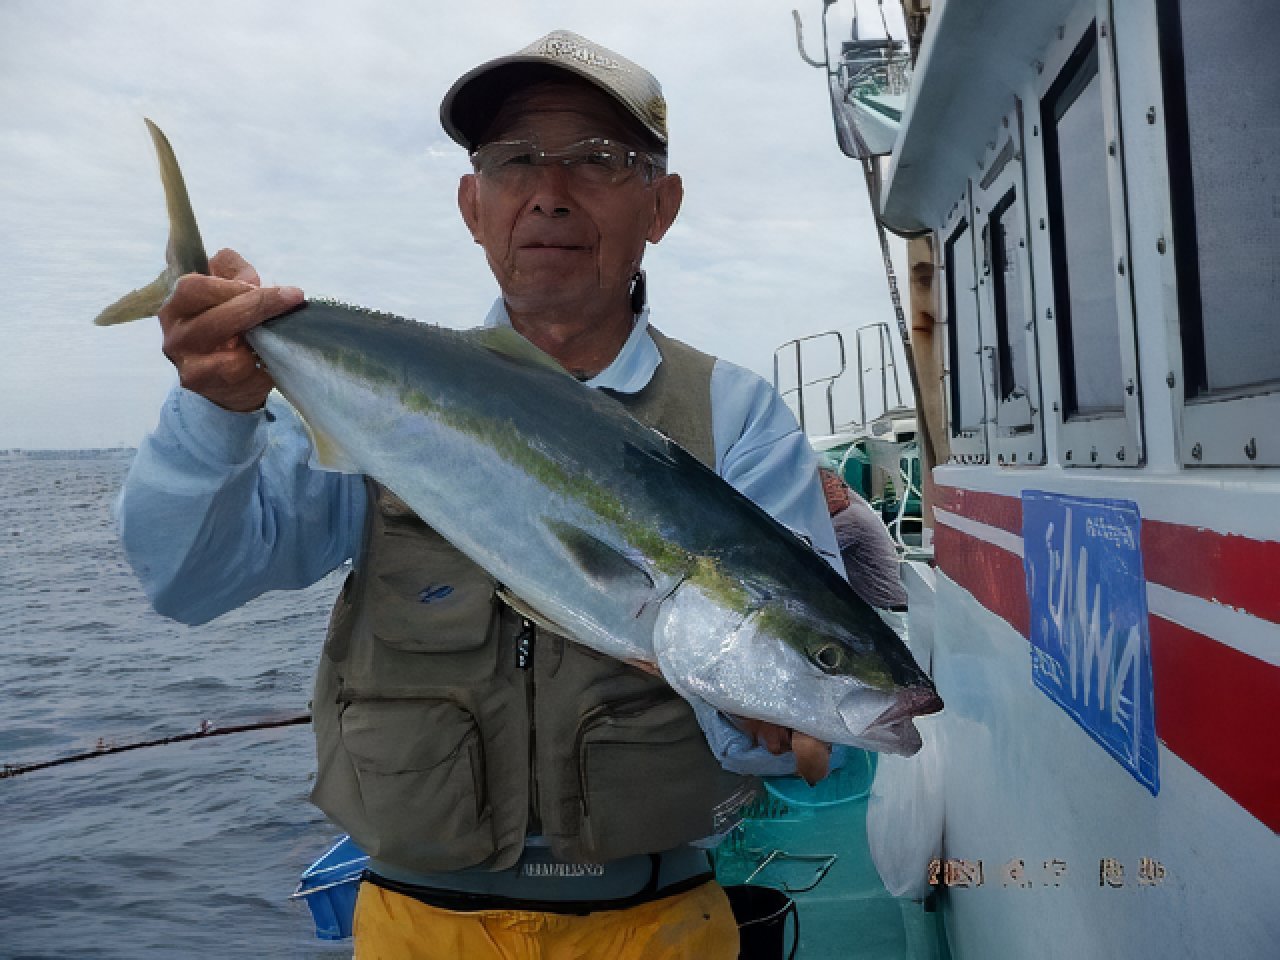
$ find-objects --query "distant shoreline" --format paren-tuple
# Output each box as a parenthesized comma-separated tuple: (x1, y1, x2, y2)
(0, 448, 136, 459)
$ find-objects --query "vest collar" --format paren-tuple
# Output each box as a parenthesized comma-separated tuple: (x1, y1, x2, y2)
(482, 299, 661, 395)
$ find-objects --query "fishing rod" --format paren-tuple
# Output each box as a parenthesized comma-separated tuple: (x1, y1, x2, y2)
(0, 713, 312, 779)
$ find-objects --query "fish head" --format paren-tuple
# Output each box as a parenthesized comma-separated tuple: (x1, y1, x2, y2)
(652, 576, 942, 756)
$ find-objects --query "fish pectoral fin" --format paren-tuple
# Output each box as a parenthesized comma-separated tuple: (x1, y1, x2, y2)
(94, 268, 175, 326)
(465, 327, 572, 376)
(546, 519, 655, 594)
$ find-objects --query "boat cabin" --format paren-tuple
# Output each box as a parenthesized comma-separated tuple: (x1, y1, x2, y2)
(868, 0, 1279, 956)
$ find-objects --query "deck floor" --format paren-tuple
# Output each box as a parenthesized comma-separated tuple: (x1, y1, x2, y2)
(714, 791, 946, 959)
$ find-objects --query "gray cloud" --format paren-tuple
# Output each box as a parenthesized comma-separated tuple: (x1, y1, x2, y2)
(0, 0, 906, 448)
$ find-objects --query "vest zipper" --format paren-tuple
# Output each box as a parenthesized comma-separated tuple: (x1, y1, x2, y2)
(516, 617, 540, 835)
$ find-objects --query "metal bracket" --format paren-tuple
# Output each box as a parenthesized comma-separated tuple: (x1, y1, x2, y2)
(745, 849, 840, 893)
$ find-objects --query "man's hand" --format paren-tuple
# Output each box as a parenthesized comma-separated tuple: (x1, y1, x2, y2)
(734, 717, 832, 785)
(159, 248, 305, 412)
(819, 469, 852, 515)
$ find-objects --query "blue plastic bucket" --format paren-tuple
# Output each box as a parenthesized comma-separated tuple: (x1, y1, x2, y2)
(291, 835, 368, 940)
(762, 749, 877, 808)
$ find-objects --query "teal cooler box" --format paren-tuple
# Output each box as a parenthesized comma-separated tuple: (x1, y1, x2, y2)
(292, 835, 368, 940)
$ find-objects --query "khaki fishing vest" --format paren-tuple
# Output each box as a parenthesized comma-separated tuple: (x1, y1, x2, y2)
(310, 328, 757, 873)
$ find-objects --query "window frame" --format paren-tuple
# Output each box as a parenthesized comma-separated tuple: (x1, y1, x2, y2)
(1034, 11, 1145, 468)
(1156, 0, 1280, 466)
(972, 103, 1047, 467)
(941, 184, 990, 463)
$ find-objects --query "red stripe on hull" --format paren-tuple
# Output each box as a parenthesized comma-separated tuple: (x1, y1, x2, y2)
(1149, 615, 1280, 832)
(933, 521, 1030, 636)
(936, 486, 1280, 625)
(933, 519, 1280, 830)
(935, 485, 1022, 536)
(1143, 520, 1280, 626)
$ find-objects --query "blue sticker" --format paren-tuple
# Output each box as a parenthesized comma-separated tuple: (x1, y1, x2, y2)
(1022, 492, 1159, 795)
(418, 584, 455, 604)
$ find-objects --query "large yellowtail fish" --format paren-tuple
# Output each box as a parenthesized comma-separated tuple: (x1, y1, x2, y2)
(98, 121, 942, 754)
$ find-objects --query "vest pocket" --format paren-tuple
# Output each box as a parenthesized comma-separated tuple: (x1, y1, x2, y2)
(369, 531, 496, 654)
(339, 698, 495, 871)
(574, 695, 721, 860)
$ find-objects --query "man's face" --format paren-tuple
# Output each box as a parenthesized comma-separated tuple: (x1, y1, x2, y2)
(457, 82, 682, 319)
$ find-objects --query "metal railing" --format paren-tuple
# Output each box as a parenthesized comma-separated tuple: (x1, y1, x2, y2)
(774, 330, 847, 436)
(774, 322, 906, 437)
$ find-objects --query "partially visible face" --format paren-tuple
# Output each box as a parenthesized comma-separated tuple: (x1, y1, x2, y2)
(457, 81, 682, 319)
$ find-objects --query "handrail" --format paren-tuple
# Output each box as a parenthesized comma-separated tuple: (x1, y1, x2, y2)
(855, 321, 905, 423)
(774, 323, 905, 437)
(774, 331, 847, 435)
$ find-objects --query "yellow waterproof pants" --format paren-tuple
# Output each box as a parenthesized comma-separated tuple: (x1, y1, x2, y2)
(352, 878, 740, 959)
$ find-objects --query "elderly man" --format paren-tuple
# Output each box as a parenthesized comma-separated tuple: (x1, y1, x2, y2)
(118, 31, 841, 958)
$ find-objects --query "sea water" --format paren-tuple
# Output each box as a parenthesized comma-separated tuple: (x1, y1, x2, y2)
(0, 450, 348, 958)
(0, 450, 942, 960)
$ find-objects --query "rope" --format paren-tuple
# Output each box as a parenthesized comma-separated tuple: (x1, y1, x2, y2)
(878, 0, 895, 42)
(1, 713, 312, 780)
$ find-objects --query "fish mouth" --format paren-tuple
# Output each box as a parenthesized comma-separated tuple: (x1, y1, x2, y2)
(871, 685, 944, 727)
(841, 685, 943, 756)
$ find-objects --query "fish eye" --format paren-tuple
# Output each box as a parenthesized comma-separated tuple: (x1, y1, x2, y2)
(810, 643, 845, 673)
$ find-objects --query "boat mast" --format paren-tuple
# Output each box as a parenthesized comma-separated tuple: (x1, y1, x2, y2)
(792, 1, 945, 511)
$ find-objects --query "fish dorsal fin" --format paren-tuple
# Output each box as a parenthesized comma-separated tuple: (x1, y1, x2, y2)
(546, 519, 655, 593)
(466, 326, 572, 376)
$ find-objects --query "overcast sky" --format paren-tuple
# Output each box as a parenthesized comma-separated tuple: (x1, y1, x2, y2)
(0, 0, 908, 449)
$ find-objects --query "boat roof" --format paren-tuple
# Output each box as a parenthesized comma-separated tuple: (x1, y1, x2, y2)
(881, 0, 1078, 233)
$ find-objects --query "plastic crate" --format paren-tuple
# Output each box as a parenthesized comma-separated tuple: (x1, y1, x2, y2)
(291, 835, 368, 941)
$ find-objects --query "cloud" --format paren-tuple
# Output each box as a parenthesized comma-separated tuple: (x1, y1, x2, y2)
(0, 0, 907, 448)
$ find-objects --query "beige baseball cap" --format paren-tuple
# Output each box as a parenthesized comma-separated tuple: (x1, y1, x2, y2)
(440, 30, 668, 151)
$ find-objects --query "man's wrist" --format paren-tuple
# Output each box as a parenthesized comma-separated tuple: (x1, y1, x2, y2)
(169, 385, 269, 468)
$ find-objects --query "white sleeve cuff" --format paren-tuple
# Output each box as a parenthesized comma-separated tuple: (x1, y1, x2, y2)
(689, 695, 849, 777)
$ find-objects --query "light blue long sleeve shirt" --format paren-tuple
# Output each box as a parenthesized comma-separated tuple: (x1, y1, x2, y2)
(117, 302, 844, 776)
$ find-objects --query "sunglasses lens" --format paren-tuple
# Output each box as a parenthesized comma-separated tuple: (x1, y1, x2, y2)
(472, 140, 651, 186)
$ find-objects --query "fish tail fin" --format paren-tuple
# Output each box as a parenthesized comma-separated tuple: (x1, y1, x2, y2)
(94, 118, 210, 326)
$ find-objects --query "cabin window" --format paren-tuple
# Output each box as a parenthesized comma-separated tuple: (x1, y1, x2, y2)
(1042, 28, 1126, 418)
(1032, 16, 1143, 467)
(1163, 0, 1279, 398)
(989, 187, 1034, 432)
(1158, 0, 1280, 464)
(944, 218, 986, 439)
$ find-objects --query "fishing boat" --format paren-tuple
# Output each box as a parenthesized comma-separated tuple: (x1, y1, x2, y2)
(296, 2, 1279, 955)
(780, 0, 1279, 956)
